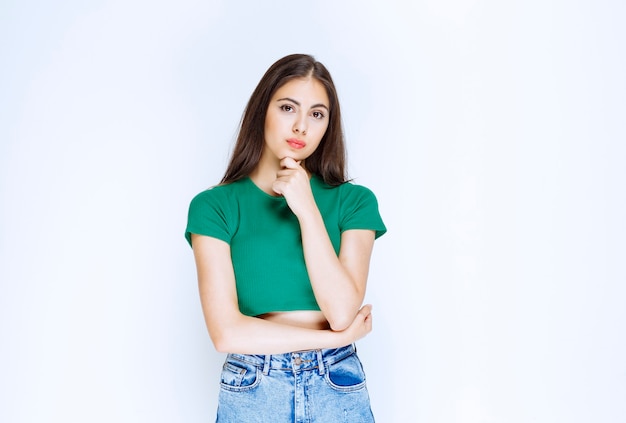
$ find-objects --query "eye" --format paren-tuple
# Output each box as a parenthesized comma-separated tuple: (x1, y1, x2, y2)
(280, 104, 295, 112)
(312, 110, 325, 119)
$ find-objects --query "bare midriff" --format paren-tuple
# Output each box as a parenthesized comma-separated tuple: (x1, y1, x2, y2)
(257, 310, 330, 330)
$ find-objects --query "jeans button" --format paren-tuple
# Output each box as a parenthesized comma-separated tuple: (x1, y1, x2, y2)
(294, 357, 302, 365)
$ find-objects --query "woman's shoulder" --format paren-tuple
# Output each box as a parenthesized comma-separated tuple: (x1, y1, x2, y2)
(186, 180, 247, 246)
(312, 176, 386, 237)
(313, 176, 381, 209)
(187, 180, 251, 220)
(190, 179, 247, 203)
(336, 179, 380, 203)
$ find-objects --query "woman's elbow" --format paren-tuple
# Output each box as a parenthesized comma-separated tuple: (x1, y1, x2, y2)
(325, 298, 364, 331)
(206, 318, 241, 353)
(213, 341, 233, 354)
(210, 329, 241, 353)
(327, 313, 354, 332)
(210, 333, 230, 353)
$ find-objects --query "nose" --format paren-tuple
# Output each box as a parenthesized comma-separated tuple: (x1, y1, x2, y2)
(292, 114, 307, 135)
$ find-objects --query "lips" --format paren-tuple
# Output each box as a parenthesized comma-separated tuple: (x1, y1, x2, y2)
(287, 138, 306, 149)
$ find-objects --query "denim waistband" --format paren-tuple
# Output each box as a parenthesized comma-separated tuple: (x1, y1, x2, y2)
(225, 344, 356, 376)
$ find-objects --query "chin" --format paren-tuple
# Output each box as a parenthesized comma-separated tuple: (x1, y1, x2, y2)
(281, 151, 305, 161)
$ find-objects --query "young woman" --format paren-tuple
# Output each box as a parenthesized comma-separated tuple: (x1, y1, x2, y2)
(185, 54, 386, 422)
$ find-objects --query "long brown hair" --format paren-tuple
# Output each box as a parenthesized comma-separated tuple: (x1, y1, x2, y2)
(220, 54, 348, 186)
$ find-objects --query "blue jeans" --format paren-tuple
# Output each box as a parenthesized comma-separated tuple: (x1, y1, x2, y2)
(216, 344, 375, 423)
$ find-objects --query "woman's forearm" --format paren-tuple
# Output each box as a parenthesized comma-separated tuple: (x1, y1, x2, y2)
(205, 306, 372, 355)
(263, 160, 376, 332)
(297, 209, 369, 331)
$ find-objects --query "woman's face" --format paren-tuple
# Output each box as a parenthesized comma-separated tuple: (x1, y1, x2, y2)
(262, 77, 330, 165)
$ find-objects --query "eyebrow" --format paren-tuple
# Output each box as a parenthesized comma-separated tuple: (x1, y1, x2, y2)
(276, 97, 329, 111)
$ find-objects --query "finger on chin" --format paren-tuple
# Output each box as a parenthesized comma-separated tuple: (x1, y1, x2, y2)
(281, 156, 301, 169)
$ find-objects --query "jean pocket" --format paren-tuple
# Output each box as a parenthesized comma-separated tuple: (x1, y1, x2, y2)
(324, 354, 367, 392)
(220, 359, 262, 392)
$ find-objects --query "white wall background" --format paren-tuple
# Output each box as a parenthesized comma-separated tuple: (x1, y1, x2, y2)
(1, 0, 624, 422)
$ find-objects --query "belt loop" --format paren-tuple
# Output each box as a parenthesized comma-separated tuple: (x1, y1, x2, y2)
(263, 354, 270, 375)
(317, 349, 325, 375)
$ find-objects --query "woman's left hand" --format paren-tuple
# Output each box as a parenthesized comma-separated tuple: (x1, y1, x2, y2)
(272, 157, 317, 218)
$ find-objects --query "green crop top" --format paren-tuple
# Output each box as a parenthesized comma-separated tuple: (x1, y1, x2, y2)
(185, 175, 386, 316)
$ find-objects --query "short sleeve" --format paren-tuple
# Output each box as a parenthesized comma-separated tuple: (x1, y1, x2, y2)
(340, 184, 387, 239)
(185, 188, 234, 247)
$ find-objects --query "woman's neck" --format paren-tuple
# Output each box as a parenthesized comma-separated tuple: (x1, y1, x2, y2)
(249, 157, 282, 196)
(249, 155, 311, 196)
